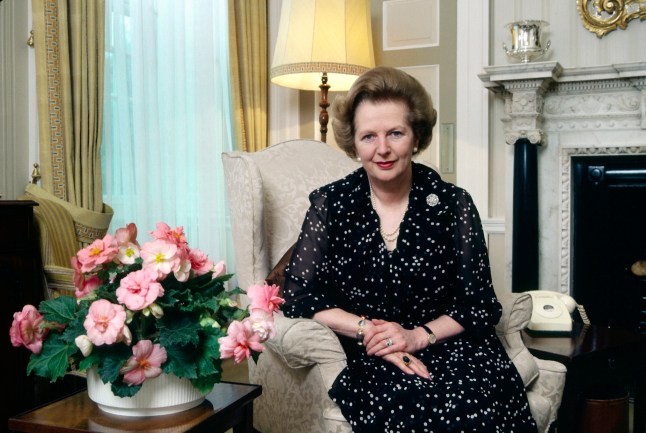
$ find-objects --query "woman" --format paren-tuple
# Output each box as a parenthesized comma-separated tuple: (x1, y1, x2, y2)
(282, 66, 537, 432)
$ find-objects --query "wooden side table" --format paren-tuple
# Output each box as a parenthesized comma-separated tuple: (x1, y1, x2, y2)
(523, 323, 646, 433)
(8, 381, 261, 433)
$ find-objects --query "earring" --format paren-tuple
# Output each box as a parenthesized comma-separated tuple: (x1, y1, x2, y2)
(413, 147, 418, 153)
(356, 156, 361, 161)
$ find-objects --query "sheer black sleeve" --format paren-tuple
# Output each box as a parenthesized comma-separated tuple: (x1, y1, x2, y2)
(282, 190, 338, 318)
(443, 189, 503, 331)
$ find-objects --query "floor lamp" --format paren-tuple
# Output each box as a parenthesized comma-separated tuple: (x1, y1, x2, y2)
(270, 0, 375, 143)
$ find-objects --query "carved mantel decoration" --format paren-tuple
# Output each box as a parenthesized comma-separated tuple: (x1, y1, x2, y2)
(577, 0, 646, 37)
(480, 61, 646, 295)
(480, 62, 564, 146)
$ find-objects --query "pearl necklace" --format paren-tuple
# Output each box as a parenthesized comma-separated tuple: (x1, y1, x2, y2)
(369, 183, 409, 244)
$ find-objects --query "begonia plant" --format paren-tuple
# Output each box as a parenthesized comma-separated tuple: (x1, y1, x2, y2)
(9, 222, 283, 398)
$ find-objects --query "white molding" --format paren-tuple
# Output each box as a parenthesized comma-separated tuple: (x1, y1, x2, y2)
(383, 0, 439, 51)
(456, 0, 490, 217)
(0, 0, 30, 200)
(483, 218, 505, 235)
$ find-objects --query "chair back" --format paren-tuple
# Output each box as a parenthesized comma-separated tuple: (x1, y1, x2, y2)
(221, 139, 360, 289)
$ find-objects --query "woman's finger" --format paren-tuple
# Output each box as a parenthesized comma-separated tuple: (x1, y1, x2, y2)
(383, 352, 431, 380)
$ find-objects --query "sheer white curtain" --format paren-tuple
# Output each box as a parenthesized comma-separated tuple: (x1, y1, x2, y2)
(102, 0, 235, 267)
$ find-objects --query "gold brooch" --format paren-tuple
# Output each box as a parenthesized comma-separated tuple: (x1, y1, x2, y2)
(426, 194, 439, 207)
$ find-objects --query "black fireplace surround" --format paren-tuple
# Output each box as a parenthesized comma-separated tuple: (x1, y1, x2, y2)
(571, 154, 646, 333)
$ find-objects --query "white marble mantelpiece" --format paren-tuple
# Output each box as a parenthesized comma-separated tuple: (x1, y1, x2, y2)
(480, 61, 646, 294)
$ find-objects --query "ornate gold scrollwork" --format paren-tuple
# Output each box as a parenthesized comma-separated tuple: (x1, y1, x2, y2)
(577, 0, 646, 37)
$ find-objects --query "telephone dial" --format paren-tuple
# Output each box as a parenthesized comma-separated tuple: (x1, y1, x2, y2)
(527, 290, 590, 334)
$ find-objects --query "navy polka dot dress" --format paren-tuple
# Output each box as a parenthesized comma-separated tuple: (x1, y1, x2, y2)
(283, 163, 537, 433)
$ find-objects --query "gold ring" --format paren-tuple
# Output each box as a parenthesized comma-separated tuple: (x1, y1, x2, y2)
(402, 355, 411, 366)
(386, 338, 393, 347)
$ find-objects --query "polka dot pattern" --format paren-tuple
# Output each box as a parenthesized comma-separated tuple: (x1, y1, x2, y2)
(283, 163, 537, 432)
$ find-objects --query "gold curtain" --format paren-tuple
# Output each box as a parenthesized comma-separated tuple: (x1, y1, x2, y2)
(228, 0, 268, 152)
(32, 0, 106, 212)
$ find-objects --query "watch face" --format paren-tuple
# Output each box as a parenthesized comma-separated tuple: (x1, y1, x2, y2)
(428, 333, 437, 344)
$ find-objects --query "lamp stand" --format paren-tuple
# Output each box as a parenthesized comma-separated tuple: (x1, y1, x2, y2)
(318, 72, 330, 143)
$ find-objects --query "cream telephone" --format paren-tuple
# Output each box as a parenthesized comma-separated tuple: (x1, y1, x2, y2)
(527, 290, 590, 334)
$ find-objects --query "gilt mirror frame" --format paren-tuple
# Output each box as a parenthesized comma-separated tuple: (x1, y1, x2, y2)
(577, 0, 646, 37)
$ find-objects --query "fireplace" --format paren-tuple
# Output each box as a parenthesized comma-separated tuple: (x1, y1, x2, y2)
(480, 61, 646, 332)
(571, 154, 646, 332)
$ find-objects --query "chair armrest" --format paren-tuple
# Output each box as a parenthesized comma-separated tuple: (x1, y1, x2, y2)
(43, 265, 76, 298)
(530, 358, 567, 415)
(250, 316, 350, 433)
(266, 315, 347, 369)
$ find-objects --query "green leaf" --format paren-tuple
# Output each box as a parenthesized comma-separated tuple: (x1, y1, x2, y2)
(110, 376, 142, 398)
(60, 311, 89, 346)
(195, 329, 224, 377)
(78, 343, 131, 381)
(39, 296, 78, 325)
(158, 312, 201, 347)
(164, 344, 199, 379)
(26, 333, 78, 381)
(191, 371, 221, 395)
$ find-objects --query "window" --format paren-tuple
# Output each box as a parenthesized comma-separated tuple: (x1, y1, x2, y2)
(102, 0, 235, 267)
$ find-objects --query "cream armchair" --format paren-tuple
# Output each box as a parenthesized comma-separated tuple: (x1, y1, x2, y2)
(221, 139, 566, 433)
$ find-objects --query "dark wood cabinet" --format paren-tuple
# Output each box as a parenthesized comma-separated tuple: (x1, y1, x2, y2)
(1, 201, 84, 432)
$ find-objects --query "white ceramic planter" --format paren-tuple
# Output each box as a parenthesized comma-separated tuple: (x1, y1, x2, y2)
(86, 367, 206, 416)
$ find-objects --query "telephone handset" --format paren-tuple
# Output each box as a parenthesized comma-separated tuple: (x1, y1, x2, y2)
(527, 290, 590, 335)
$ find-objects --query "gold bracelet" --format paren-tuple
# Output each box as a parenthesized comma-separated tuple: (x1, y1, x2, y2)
(356, 316, 366, 346)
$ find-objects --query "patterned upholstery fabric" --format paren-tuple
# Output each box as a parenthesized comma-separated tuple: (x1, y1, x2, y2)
(221, 140, 566, 433)
(19, 192, 78, 298)
(496, 293, 567, 432)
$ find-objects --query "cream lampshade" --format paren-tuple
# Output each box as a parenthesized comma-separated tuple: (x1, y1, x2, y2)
(271, 0, 375, 142)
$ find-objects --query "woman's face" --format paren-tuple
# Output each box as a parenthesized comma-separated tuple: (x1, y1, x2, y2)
(353, 99, 417, 187)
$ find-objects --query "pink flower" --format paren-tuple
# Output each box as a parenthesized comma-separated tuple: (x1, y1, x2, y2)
(9, 305, 48, 354)
(119, 340, 168, 386)
(150, 222, 189, 259)
(116, 242, 140, 265)
(71, 256, 84, 287)
(189, 248, 214, 276)
(173, 258, 192, 282)
(218, 320, 264, 364)
(212, 260, 226, 279)
(246, 282, 285, 314)
(248, 310, 276, 342)
(71, 256, 102, 299)
(116, 268, 164, 311)
(115, 223, 138, 246)
(140, 239, 180, 280)
(76, 234, 118, 273)
(83, 299, 127, 346)
(76, 273, 102, 299)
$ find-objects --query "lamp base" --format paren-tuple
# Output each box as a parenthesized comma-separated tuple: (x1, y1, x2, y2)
(319, 73, 330, 143)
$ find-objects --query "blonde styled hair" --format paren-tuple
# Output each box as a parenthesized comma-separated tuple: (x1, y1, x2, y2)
(332, 66, 437, 158)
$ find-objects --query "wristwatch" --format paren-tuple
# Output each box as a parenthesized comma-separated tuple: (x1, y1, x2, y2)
(421, 324, 437, 345)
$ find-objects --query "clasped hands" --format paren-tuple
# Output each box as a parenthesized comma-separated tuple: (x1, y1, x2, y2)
(360, 318, 431, 380)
